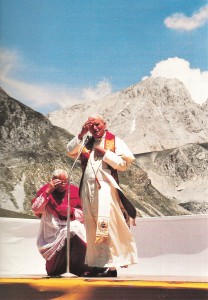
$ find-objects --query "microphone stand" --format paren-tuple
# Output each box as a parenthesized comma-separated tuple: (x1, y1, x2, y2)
(61, 136, 90, 278)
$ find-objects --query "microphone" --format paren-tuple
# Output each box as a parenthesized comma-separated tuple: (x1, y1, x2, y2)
(83, 135, 91, 144)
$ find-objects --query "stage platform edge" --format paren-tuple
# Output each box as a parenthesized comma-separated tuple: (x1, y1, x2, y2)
(0, 276, 208, 300)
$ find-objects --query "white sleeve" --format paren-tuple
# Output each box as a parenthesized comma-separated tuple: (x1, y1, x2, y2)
(103, 136, 135, 171)
(66, 136, 83, 158)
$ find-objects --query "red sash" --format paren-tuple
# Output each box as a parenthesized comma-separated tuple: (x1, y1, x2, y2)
(80, 131, 116, 175)
(104, 131, 120, 184)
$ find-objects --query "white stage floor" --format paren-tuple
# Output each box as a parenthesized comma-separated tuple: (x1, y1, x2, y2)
(0, 215, 208, 282)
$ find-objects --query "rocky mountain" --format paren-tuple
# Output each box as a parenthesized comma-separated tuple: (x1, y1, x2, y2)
(202, 99, 208, 114)
(47, 77, 208, 214)
(0, 87, 190, 217)
(47, 77, 208, 154)
(135, 143, 208, 214)
(117, 163, 190, 217)
(0, 88, 81, 216)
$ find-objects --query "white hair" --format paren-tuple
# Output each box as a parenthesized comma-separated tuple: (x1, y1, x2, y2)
(88, 114, 106, 124)
(52, 169, 68, 178)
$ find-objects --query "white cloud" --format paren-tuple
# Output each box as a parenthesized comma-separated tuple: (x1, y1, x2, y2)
(0, 48, 22, 78)
(82, 79, 112, 101)
(164, 5, 208, 31)
(0, 48, 112, 113)
(146, 57, 208, 104)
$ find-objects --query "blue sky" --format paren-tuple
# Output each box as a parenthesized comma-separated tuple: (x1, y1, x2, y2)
(0, 0, 208, 114)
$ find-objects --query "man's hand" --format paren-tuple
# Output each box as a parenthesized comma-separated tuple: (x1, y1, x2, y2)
(78, 120, 92, 140)
(45, 178, 63, 194)
(94, 145, 106, 157)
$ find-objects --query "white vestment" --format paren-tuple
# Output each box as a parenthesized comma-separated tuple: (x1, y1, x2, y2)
(67, 134, 138, 268)
(32, 192, 86, 261)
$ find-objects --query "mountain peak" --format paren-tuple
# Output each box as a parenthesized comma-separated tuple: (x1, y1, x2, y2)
(48, 77, 208, 153)
(119, 77, 192, 106)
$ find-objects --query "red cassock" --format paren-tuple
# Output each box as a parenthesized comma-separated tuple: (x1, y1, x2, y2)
(32, 184, 90, 276)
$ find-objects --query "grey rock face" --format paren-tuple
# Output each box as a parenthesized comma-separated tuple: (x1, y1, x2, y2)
(46, 77, 208, 215)
(0, 88, 81, 215)
(0, 87, 190, 217)
(47, 77, 208, 154)
(118, 163, 191, 217)
(135, 143, 208, 214)
(180, 201, 208, 214)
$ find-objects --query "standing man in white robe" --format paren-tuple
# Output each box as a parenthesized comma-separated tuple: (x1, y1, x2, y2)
(67, 114, 138, 277)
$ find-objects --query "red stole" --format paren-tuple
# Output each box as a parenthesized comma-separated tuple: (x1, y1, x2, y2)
(80, 131, 117, 179)
(79, 131, 136, 223)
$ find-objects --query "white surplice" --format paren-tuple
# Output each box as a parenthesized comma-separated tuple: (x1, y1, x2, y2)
(67, 133, 138, 268)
